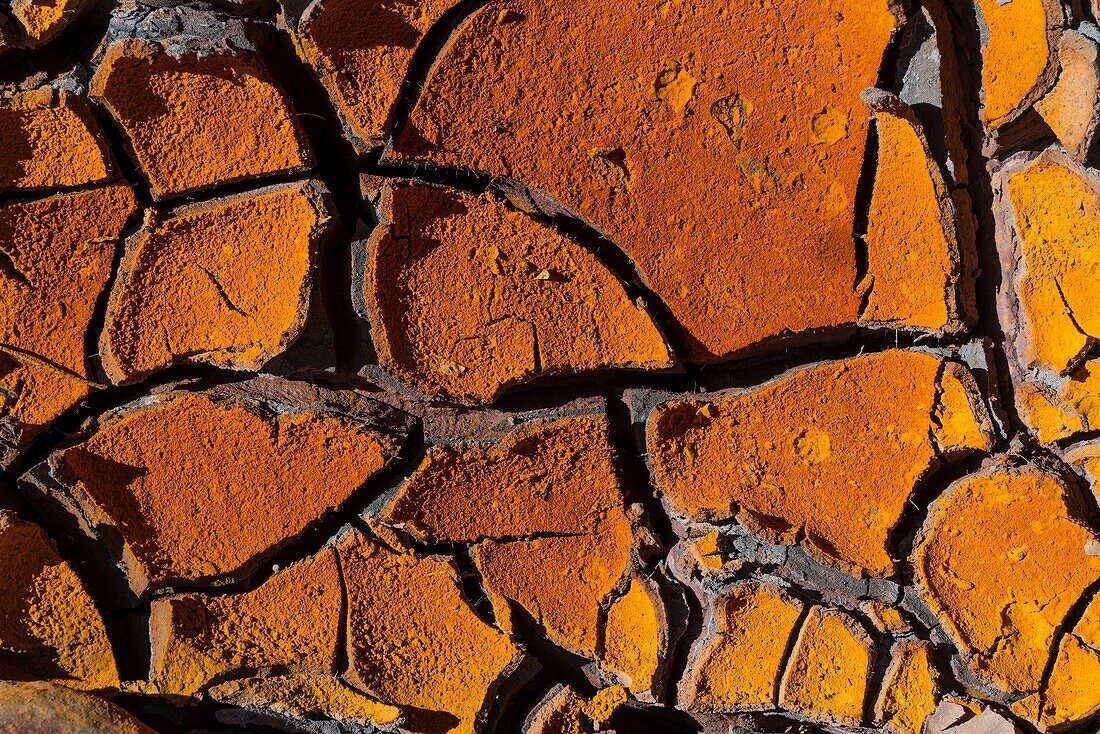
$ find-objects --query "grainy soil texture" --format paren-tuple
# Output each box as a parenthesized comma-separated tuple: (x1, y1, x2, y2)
(1, 1, 1100, 733)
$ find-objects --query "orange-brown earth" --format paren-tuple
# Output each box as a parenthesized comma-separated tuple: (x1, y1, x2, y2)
(0, 183, 136, 467)
(30, 380, 404, 595)
(92, 38, 313, 199)
(101, 180, 334, 384)
(360, 182, 671, 403)
(1, 0, 1100, 732)
(388, 0, 906, 361)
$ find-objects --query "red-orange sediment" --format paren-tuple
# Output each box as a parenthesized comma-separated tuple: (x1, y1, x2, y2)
(38, 381, 401, 595)
(648, 350, 992, 576)
(360, 182, 671, 403)
(102, 180, 333, 384)
(91, 38, 313, 199)
(0, 0, 1097, 731)
(389, 0, 902, 361)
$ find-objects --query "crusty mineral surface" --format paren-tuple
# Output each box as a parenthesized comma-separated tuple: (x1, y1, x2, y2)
(3, 0, 1100, 732)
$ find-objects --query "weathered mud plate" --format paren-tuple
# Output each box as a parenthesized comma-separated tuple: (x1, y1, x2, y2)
(21, 376, 411, 598)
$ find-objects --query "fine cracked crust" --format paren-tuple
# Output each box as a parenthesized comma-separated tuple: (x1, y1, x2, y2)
(101, 180, 335, 385)
(21, 376, 410, 598)
(388, 0, 905, 362)
(356, 182, 672, 403)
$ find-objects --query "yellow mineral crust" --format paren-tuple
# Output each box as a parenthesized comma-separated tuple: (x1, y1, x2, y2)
(875, 640, 939, 734)
(384, 414, 637, 659)
(0, 183, 136, 463)
(1004, 154, 1100, 375)
(0, 89, 112, 191)
(603, 577, 662, 697)
(860, 89, 963, 333)
(648, 350, 992, 576)
(681, 581, 803, 713)
(779, 607, 873, 726)
(976, 0, 1061, 128)
(1036, 30, 1100, 160)
(150, 548, 342, 697)
(0, 511, 118, 691)
(1041, 593, 1100, 731)
(915, 466, 1100, 694)
(337, 529, 522, 734)
(362, 183, 670, 403)
(10, 0, 92, 45)
(1018, 382, 1084, 444)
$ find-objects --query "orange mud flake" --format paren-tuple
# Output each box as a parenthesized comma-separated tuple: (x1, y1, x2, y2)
(207, 674, 405, 732)
(384, 414, 636, 659)
(1066, 442, 1100, 505)
(647, 350, 992, 576)
(975, 0, 1061, 128)
(0, 511, 118, 691)
(862, 601, 910, 636)
(875, 640, 939, 734)
(523, 685, 627, 734)
(102, 181, 333, 384)
(778, 607, 874, 727)
(1035, 30, 1100, 161)
(914, 466, 1100, 695)
(9, 0, 92, 45)
(603, 577, 662, 697)
(0, 183, 136, 378)
(1004, 155, 1100, 375)
(860, 89, 964, 333)
(0, 183, 136, 466)
(681, 581, 804, 713)
(389, 0, 901, 361)
(37, 381, 402, 595)
(0, 88, 113, 192)
(90, 38, 313, 199)
(1018, 382, 1085, 444)
(337, 529, 523, 734)
(288, 0, 464, 150)
(0, 681, 156, 734)
(1040, 593, 1100, 731)
(475, 525, 632, 660)
(360, 183, 670, 403)
(386, 414, 625, 541)
(150, 548, 342, 697)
